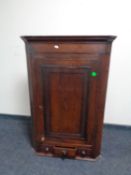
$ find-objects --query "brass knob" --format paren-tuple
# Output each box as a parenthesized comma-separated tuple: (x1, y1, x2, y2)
(41, 136, 45, 142)
(80, 150, 87, 157)
(45, 147, 49, 152)
(39, 105, 43, 110)
(62, 149, 67, 156)
(81, 150, 86, 156)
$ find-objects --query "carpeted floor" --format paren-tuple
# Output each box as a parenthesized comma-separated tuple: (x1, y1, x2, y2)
(0, 115, 131, 175)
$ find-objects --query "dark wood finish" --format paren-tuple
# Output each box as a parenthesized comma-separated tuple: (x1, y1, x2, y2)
(22, 36, 116, 160)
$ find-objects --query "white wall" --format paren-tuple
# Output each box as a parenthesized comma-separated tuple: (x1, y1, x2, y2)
(0, 0, 131, 125)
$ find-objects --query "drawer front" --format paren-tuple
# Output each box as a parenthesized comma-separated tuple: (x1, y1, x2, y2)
(54, 147, 76, 158)
(53, 147, 92, 159)
(30, 42, 106, 54)
(36, 144, 92, 159)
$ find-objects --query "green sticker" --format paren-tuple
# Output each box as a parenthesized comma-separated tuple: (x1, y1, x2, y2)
(91, 71, 97, 77)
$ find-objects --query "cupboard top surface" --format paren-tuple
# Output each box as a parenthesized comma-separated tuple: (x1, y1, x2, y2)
(21, 35, 116, 43)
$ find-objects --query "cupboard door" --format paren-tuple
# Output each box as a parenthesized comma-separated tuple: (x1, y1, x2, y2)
(37, 59, 100, 148)
(29, 54, 101, 157)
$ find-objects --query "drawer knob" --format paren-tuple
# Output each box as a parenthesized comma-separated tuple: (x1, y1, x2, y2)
(45, 147, 49, 151)
(41, 136, 45, 142)
(62, 149, 67, 156)
(54, 45, 59, 49)
(81, 150, 86, 155)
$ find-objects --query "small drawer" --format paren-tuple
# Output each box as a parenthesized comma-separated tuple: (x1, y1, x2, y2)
(76, 148, 92, 158)
(30, 43, 106, 54)
(54, 146, 76, 158)
(36, 144, 53, 154)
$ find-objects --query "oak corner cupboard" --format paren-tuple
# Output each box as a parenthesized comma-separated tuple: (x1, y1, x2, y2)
(22, 35, 116, 160)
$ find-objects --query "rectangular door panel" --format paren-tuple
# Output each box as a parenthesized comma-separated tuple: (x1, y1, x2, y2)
(41, 65, 90, 140)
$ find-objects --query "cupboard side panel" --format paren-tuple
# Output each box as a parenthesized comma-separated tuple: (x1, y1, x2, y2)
(92, 44, 112, 157)
(25, 44, 45, 147)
